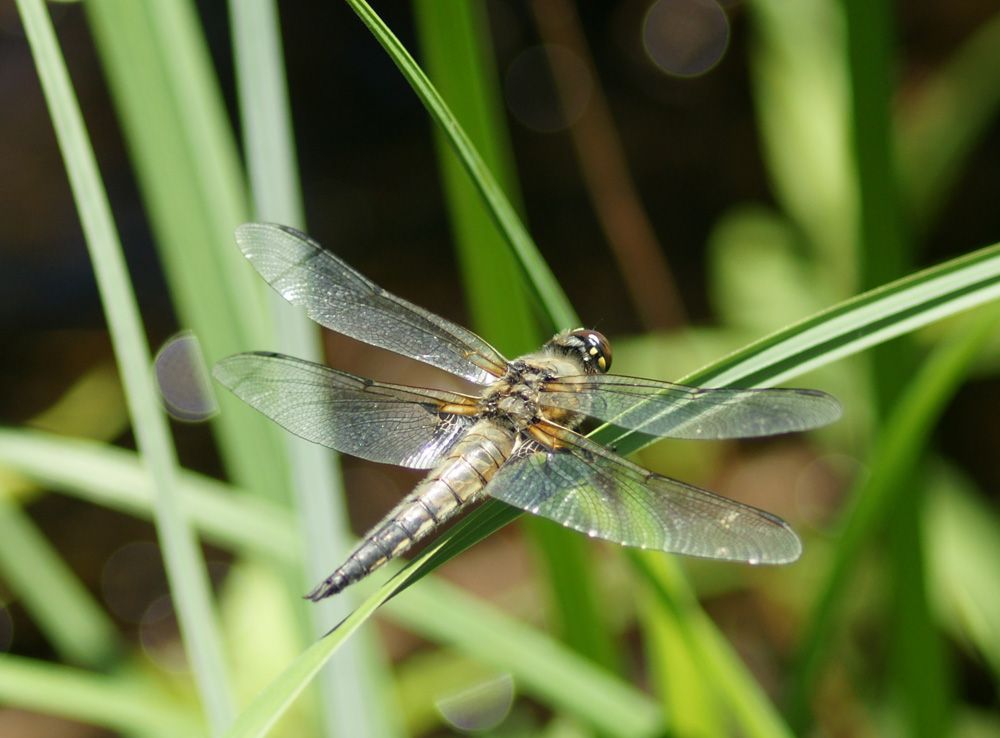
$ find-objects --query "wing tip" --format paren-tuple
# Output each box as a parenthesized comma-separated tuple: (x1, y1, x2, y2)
(210, 356, 236, 387)
(234, 222, 314, 257)
(817, 390, 844, 425)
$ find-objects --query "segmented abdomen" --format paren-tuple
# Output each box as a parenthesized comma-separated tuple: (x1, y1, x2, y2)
(306, 420, 515, 600)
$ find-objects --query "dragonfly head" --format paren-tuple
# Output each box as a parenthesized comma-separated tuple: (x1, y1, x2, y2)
(547, 329, 613, 374)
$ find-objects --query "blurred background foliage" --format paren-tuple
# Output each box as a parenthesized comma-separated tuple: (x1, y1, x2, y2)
(2, 0, 1000, 736)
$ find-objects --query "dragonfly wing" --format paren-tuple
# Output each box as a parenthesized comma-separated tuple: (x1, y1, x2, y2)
(539, 373, 841, 439)
(235, 223, 509, 385)
(214, 352, 480, 469)
(485, 422, 801, 563)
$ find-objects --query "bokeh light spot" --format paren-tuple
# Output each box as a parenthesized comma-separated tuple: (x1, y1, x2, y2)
(435, 672, 515, 733)
(101, 541, 169, 624)
(642, 0, 730, 78)
(140, 595, 189, 674)
(154, 331, 218, 422)
(505, 45, 591, 133)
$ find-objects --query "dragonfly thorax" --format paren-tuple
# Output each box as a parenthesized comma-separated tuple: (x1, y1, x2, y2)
(483, 352, 590, 431)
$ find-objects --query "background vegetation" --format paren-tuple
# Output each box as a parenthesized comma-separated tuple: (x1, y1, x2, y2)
(2, 1, 1000, 736)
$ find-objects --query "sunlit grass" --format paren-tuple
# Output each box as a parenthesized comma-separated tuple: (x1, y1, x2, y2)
(4, 1, 1000, 737)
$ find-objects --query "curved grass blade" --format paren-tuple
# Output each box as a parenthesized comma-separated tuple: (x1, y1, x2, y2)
(414, 0, 620, 675)
(345, 0, 576, 331)
(222, 546, 664, 738)
(629, 551, 796, 738)
(386, 239, 1000, 715)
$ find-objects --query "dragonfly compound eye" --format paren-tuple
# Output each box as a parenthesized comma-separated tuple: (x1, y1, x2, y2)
(567, 329, 612, 373)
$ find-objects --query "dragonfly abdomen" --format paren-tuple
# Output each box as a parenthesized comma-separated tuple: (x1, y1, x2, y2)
(306, 421, 515, 600)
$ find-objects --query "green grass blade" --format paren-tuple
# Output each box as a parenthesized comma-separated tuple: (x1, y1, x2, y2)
(639, 587, 723, 738)
(413, 0, 537, 356)
(223, 559, 664, 738)
(0, 655, 205, 738)
(345, 0, 577, 330)
(629, 552, 795, 738)
(386, 579, 664, 737)
(601, 239, 1000, 456)
(749, 0, 855, 291)
(221, 583, 393, 738)
(900, 10, 1000, 231)
(925, 470, 1000, 681)
(16, 0, 235, 730)
(0, 429, 298, 565)
(841, 1, 950, 733)
(0, 428, 659, 735)
(228, 3, 399, 736)
(229, 0, 305, 229)
(786, 305, 1000, 728)
(0, 495, 120, 668)
(414, 0, 620, 674)
(383, 240, 1000, 728)
(84, 0, 290, 505)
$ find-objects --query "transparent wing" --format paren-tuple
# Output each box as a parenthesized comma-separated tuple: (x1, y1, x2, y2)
(235, 223, 509, 385)
(485, 422, 801, 563)
(539, 373, 841, 439)
(214, 352, 480, 469)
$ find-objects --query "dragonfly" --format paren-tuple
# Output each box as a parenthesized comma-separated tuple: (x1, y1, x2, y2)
(214, 223, 841, 600)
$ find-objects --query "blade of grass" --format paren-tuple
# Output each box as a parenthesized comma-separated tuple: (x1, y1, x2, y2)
(0, 495, 120, 668)
(925, 469, 1000, 682)
(397, 240, 1000, 733)
(785, 304, 1000, 729)
(0, 654, 205, 738)
(16, 0, 235, 730)
(0, 427, 658, 736)
(629, 552, 795, 738)
(413, 0, 538, 356)
(414, 0, 621, 674)
(345, 0, 576, 331)
(840, 1, 949, 735)
(0, 428, 298, 565)
(84, 0, 290, 506)
(639, 584, 724, 738)
(222, 553, 665, 738)
(899, 9, 1000, 232)
(228, 3, 399, 737)
(749, 0, 855, 292)
(385, 577, 663, 737)
(597, 239, 1000, 457)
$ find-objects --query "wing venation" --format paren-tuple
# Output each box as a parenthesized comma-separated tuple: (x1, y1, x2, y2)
(485, 423, 801, 563)
(214, 352, 480, 469)
(235, 223, 509, 384)
(539, 373, 841, 439)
